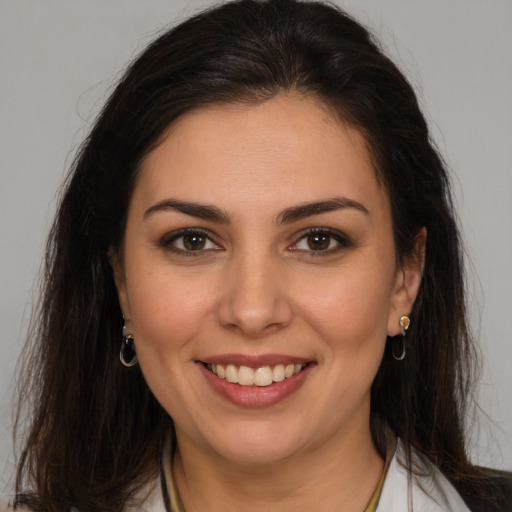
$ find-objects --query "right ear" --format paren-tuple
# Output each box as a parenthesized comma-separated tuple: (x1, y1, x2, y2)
(108, 247, 131, 324)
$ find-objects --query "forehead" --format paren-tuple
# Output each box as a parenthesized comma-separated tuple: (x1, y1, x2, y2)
(133, 94, 389, 219)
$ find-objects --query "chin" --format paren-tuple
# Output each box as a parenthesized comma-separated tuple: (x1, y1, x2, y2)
(207, 421, 308, 466)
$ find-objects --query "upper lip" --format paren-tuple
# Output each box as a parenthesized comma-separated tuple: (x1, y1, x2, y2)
(199, 353, 313, 368)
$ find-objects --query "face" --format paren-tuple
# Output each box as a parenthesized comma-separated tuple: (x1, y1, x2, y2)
(113, 94, 422, 466)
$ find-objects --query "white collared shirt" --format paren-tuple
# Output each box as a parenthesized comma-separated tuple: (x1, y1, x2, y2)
(376, 440, 470, 511)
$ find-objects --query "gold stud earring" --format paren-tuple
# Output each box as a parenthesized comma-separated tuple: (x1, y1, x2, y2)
(399, 315, 410, 335)
(393, 315, 410, 361)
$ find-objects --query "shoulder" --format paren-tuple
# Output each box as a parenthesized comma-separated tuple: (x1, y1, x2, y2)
(378, 440, 512, 512)
(126, 478, 167, 512)
(0, 484, 165, 512)
(378, 440, 471, 511)
(461, 467, 512, 512)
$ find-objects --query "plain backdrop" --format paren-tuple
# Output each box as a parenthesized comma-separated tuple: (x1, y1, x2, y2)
(1, 0, 511, 498)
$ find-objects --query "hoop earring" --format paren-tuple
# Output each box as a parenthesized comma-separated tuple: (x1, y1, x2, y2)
(120, 333, 138, 367)
(392, 315, 410, 361)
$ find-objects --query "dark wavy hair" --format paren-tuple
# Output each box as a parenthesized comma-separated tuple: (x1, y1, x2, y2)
(13, 0, 508, 510)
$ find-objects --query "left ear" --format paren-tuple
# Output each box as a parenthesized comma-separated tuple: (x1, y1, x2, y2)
(387, 227, 426, 336)
(108, 246, 133, 330)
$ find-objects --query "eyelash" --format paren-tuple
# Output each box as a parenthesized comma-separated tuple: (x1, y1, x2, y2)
(290, 228, 353, 256)
(159, 227, 352, 256)
(160, 228, 221, 256)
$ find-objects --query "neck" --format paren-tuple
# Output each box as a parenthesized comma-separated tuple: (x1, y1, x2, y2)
(172, 423, 384, 512)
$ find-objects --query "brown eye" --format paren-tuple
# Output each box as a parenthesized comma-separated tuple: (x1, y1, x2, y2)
(163, 230, 220, 254)
(182, 233, 207, 250)
(291, 229, 351, 255)
(306, 233, 331, 251)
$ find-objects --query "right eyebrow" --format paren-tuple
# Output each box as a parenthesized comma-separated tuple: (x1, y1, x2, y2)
(143, 198, 230, 223)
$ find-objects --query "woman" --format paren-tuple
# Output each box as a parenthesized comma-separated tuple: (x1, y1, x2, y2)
(10, 0, 511, 510)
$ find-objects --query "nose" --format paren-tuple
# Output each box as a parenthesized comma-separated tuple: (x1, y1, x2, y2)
(217, 250, 293, 338)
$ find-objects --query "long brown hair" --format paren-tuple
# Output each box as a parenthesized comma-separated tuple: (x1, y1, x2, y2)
(13, 0, 505, 510)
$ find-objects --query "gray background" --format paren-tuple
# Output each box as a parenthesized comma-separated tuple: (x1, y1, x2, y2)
(1, 0, 511, 498)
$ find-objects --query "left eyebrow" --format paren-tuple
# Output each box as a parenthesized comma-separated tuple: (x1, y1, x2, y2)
(276, 197, 369, 224)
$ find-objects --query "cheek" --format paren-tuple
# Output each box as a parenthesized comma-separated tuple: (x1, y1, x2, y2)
(124, 269, 218, 420)
(126, 266, 216, 360)
(295, 263, 394, 350)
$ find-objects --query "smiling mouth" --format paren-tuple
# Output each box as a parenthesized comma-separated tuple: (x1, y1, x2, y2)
(204, 363, 309, 387)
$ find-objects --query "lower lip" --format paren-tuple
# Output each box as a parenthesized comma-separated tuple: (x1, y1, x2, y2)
(198, 363, 314, 407)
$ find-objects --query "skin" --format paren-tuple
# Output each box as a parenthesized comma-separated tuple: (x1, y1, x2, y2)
(112, 93, 424, 511)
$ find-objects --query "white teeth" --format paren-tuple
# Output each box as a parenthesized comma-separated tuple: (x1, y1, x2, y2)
(254, 366, 273, 386)
(238, 365, 254, 386)
(225, 364, 238, 383)
(207, 362, 306, 387)
(272, 364, 285, 382)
